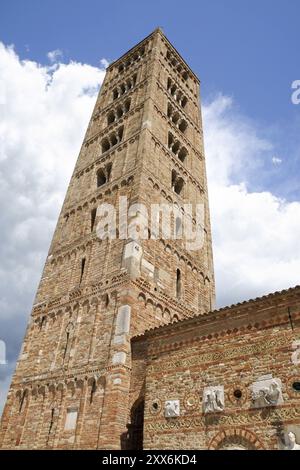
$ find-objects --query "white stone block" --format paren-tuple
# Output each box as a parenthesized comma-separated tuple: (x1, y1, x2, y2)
(165, 400, 180, 418)
(124, 241, 142, 260)
(115, 305, 131, 335)
(112, 352, 126, 365)
(64, 409, 78, 431)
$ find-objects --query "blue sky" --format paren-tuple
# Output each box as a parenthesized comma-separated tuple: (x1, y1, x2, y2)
(0, 0, 298, 120)
(0, 0, 300, 414)
(1, 0, 300, 201)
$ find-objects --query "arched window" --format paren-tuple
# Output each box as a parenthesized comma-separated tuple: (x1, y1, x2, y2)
(182, 71, 189, 81)
(97, 168, 107, 187)
(124, 99, 131, 113)
(118, 125, 124, 141)
(179, 119, 188, 133)
(168, 132, 174, 149)
(172, 111, 180, 125)
(175, 178, 184, 195)
(116, 106, 123, 119)
(101, 138, 110, 154)
(178, 147, 187, 163)
(113, 89, 119, 100)
(97, 163, 112, 188)
(110, 134, 118, 146)
(172, 170, 184, 195)
(172, 140, 180, 154)
(181, 96, 188, 108)
(107, 111, 115, 125)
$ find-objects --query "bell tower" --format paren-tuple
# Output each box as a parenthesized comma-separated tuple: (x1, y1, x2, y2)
(0, 28, 215, 449)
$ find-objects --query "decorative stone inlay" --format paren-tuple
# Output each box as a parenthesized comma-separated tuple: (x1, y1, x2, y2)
(183, 392, 199, 411)
(148, 335, 290, 373)
(144, 406, 300, 433)
(149, 399, 162, 415)
(286, 376, 300, 399)
(203, 386, 224, 414)
(227, 383, 248, 406)
(164, 400, 180, 418)
(250, 375, 283, 408)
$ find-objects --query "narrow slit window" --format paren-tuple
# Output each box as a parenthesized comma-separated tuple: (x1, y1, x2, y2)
(91, 208, 97, 232)
(19, 390, 26, 413)
(80, 257, 86, 284)
(176, 269, 181, 299)
(90, 379, 97, 404)
(48, 408, 55, 437)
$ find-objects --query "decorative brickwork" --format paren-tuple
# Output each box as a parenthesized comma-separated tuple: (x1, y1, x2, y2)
(132, 287, 300, 450)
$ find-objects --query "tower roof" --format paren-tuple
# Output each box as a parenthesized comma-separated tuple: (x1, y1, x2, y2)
(107, 27, 200, 83)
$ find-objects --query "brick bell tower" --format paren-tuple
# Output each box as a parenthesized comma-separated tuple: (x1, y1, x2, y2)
(0, 29, 215, 449)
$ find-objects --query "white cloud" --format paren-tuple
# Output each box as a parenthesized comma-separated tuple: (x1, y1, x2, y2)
(0, 43, 299, 417)
(0, 365, 13, 416)
(272, 156, 282, 165)
(0, 42, 106, 416)
(47, 48, 63, 63)
(100, 58, 109, 69)
(202, 96, 300, 307)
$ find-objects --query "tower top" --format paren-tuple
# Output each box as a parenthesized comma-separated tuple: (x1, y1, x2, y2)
(107, 27, 200, 83)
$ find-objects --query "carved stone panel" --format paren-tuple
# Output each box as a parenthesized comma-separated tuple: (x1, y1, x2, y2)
(164, 400, 180, 418)
(250, 375, 283, 408)
(203, 386, 224, 414)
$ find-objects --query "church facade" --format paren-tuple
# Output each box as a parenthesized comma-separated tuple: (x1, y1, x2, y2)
(0, 28, 299, 450)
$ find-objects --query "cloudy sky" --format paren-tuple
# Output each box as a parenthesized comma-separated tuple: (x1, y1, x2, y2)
(0, 0, 300, 415)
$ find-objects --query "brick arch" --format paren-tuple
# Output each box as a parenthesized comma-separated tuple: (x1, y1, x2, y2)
(208, 428, 265, 450)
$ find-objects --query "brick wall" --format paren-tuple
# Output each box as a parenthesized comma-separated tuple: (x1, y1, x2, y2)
(131, 287, 300, 450)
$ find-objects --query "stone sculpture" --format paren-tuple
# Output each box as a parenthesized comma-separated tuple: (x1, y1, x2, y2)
(165, 400, 180, 418)
(203, 386, 224, 413)
(250, 376, 283, 408)
(286, 432, 300, 450)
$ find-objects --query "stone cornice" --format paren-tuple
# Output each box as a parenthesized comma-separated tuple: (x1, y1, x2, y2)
(132, 285, 300, 344)
(32, 270, 129, 317)
(132, 278, 195, 320)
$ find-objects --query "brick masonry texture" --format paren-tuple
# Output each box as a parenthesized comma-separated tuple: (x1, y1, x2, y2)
(133, 287, 300, 450)
(0, 28, 299, 450)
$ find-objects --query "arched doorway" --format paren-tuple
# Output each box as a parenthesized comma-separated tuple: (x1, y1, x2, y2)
(125, 399, 144, 450)
(209, 429, 265, 450)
